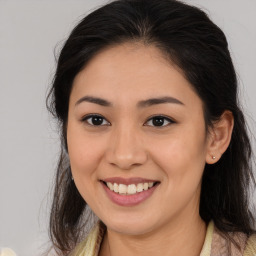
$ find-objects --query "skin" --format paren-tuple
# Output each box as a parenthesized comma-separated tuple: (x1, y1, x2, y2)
(67, 42, 234, 256)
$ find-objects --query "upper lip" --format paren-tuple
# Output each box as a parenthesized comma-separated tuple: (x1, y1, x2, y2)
(101, 177, 159, 185)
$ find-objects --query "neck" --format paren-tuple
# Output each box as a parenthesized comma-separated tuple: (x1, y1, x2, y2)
(99, 213, 207, 256)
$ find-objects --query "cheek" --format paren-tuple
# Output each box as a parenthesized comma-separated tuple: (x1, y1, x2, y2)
(67, 124, 105, 181)
(69, 140, 101, 172)
(147, 131, 207, 214)
(149, 126, 207, 184)
(67, 129, 108, 207)
(155, 133, 205, 159)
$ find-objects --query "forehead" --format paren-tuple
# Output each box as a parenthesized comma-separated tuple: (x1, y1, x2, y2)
(70, 42, 202, 109)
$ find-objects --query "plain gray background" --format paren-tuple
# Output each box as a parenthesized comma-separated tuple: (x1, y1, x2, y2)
(0, 1, 255, 255)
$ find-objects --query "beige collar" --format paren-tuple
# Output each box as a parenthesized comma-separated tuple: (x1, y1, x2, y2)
(72, 220, 248, 256)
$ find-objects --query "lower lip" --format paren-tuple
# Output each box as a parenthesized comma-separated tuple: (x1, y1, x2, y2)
(101, 182, 159, 207)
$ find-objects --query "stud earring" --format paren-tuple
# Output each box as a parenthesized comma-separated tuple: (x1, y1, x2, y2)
(212, 156, 216, 160)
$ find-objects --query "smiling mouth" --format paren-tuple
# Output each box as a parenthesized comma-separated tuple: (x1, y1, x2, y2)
(101, 181, 160, 195)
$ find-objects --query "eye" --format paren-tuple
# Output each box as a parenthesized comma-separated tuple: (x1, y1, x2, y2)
(81, 114, 110, 126)
(144, 115, 175, 127)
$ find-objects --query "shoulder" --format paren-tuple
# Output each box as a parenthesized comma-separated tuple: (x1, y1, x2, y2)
(244, 233, 256, 256)
(211, 222, 256, 256)
(71, 220, 256, 256)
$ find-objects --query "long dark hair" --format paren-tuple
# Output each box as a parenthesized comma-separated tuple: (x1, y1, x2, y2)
(47, 0, 255, 254)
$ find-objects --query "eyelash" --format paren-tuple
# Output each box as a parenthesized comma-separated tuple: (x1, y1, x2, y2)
(81, 114, 175, 127)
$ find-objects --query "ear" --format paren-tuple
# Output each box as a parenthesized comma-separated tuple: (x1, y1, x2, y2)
(206, 110, 234, 164)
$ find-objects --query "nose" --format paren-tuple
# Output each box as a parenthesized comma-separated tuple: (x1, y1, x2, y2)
(105, 124, 147, 170)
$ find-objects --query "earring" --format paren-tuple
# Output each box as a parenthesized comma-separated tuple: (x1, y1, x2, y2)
(212, 156, 216, 160)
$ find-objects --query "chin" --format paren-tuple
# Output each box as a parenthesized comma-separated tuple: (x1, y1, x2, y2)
(109, 223, 153, 236)
(101, 213, 159, 236)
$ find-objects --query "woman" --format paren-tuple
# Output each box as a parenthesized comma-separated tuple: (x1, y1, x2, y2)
(47, 0, 256, 255)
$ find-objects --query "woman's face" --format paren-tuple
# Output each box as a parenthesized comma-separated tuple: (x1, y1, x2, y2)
(67, 43, 212, 235)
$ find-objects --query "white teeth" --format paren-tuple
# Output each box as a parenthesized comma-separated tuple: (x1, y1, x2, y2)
(107, 182, 114, 191)
(143, 183, 148, 190)
(105, 181, 156, 195)
(119, 184, 127, 194)
(113, 183, 119, 193)
(137, 183, 144, 192)
(127, 184, 137, 194)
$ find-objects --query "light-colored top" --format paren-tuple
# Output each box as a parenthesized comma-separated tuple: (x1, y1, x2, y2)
(71, 221, 256, 256)
(0, 248, 17, 256)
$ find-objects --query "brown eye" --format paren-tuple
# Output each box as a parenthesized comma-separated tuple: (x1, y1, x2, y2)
(82, 115, 110, 126)
(145, 116, 174, 127)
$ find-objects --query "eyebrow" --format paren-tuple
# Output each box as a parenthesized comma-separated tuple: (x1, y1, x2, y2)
(75, 96, 112, 107)
(137, 96, 184, 108)
(75, 95, 184, 107)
